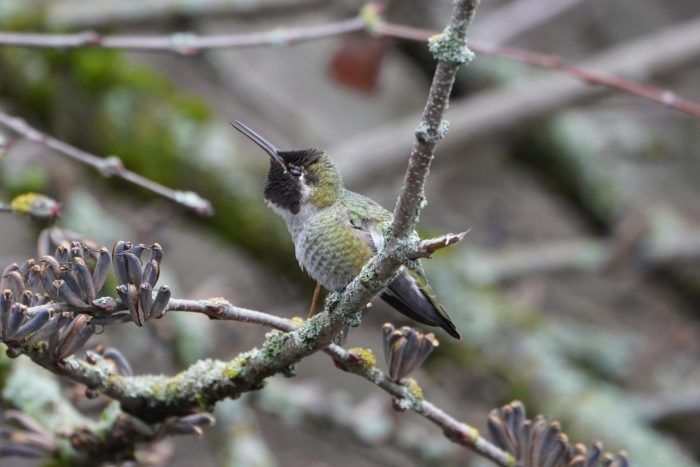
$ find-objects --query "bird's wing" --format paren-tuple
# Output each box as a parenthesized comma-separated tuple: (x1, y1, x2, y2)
(340, 191, 461, 339)
(340, 190, 392, 253)
(381, 267, 460, 339)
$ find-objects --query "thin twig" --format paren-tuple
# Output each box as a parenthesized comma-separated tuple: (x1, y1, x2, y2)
(0, 110, 213, 216)
(0, 17, 365, 55)
(1, 8, 699, 119)
(378, 23, 700, 120)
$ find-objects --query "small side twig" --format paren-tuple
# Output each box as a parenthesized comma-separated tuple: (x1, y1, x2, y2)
(0, 111, 213, 216)
(410, 231, 468, 259)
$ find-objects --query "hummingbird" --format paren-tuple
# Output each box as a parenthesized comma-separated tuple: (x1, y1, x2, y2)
(231, 121, 460, 339)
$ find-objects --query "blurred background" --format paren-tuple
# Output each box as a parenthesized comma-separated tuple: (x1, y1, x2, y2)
(2, 0, 700, 465)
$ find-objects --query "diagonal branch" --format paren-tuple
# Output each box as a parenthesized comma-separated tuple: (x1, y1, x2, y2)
(389, 0, 479, 241)
(0, 110, 213, 216)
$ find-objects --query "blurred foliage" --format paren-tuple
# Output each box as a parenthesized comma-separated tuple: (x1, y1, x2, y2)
(0, 7, 301, 277)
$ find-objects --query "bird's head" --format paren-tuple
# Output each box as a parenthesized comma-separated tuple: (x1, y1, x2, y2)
(231, 121, 343, 215)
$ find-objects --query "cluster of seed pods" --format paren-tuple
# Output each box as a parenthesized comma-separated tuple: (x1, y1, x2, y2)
(487, 401, 630, 467)
(0, 246, 98, 360)
(0, 239, 172, 359)
(381, 323, 439, 382)
(112, 241, 170, 327)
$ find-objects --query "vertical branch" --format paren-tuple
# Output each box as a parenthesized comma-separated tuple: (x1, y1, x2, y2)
(390, 0, 480, 241)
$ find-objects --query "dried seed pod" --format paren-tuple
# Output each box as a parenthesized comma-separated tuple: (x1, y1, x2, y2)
(71, 257, 96, 303)
(1, 269, 26, 299)
(60, 265, 82, 297)
(27, 265, 43, 292)
(103, 347, 133, 376)
(117, 284, 145, 326)
(54, 280, 90, 310)
(37, 262, 58, 297)
(55, 314, 95, 360)
(130, 243, 147, 259)
(0, 290, 13, 336)
(55, 244, 71, 264)
(143, 260, 160, 288)
(138, 283, 154, 321)
(150, 243, 163, 263)
(90, 313, 133, 326)
(150, 285, 171, 319)
(18, 259, 35, 277)
(69, 241, 85, 261)
(39, 256, 61, 274)
(91, 248, 111, 292)
(19, 290, 33, 307)
(112, 241, 132, 285)
(162, 413, 215, 437)
(31, 294, 50, 307)
(381, 323, 438, 381)
(12, 309, 51, 341)
(6, 304, 27, 340)
(121, 251, 144, 286)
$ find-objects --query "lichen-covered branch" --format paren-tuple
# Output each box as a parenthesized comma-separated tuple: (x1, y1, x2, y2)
(18, 294, 514, 466)
(389, 0, 477, 241)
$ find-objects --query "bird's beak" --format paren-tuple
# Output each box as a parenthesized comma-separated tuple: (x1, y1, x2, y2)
(230, 120, 288, 172)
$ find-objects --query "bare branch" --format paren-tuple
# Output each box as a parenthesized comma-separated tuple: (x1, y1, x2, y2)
(47, 0, 330, 29)
(0, 110, 213, 216)
(377, 22, 700, 120)
(1, 7, 698, 120)
(0, 17, 365, 55)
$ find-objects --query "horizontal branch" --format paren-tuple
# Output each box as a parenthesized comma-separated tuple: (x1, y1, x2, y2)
(0, 8, 698, 120)
(0, 110, 213, 216)
(47, 0, 329, 29)
(0, 17, 365, 55)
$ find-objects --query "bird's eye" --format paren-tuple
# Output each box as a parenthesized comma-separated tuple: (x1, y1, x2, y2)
(289, 166, 302, 177)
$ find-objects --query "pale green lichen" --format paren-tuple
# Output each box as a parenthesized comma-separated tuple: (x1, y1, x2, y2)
(223, 350, 254, 381)
(293, 313, 328, 350)
(415, 120, 450, 144)
(260, 330, 292, 364)
(427, 21, 474, 64)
